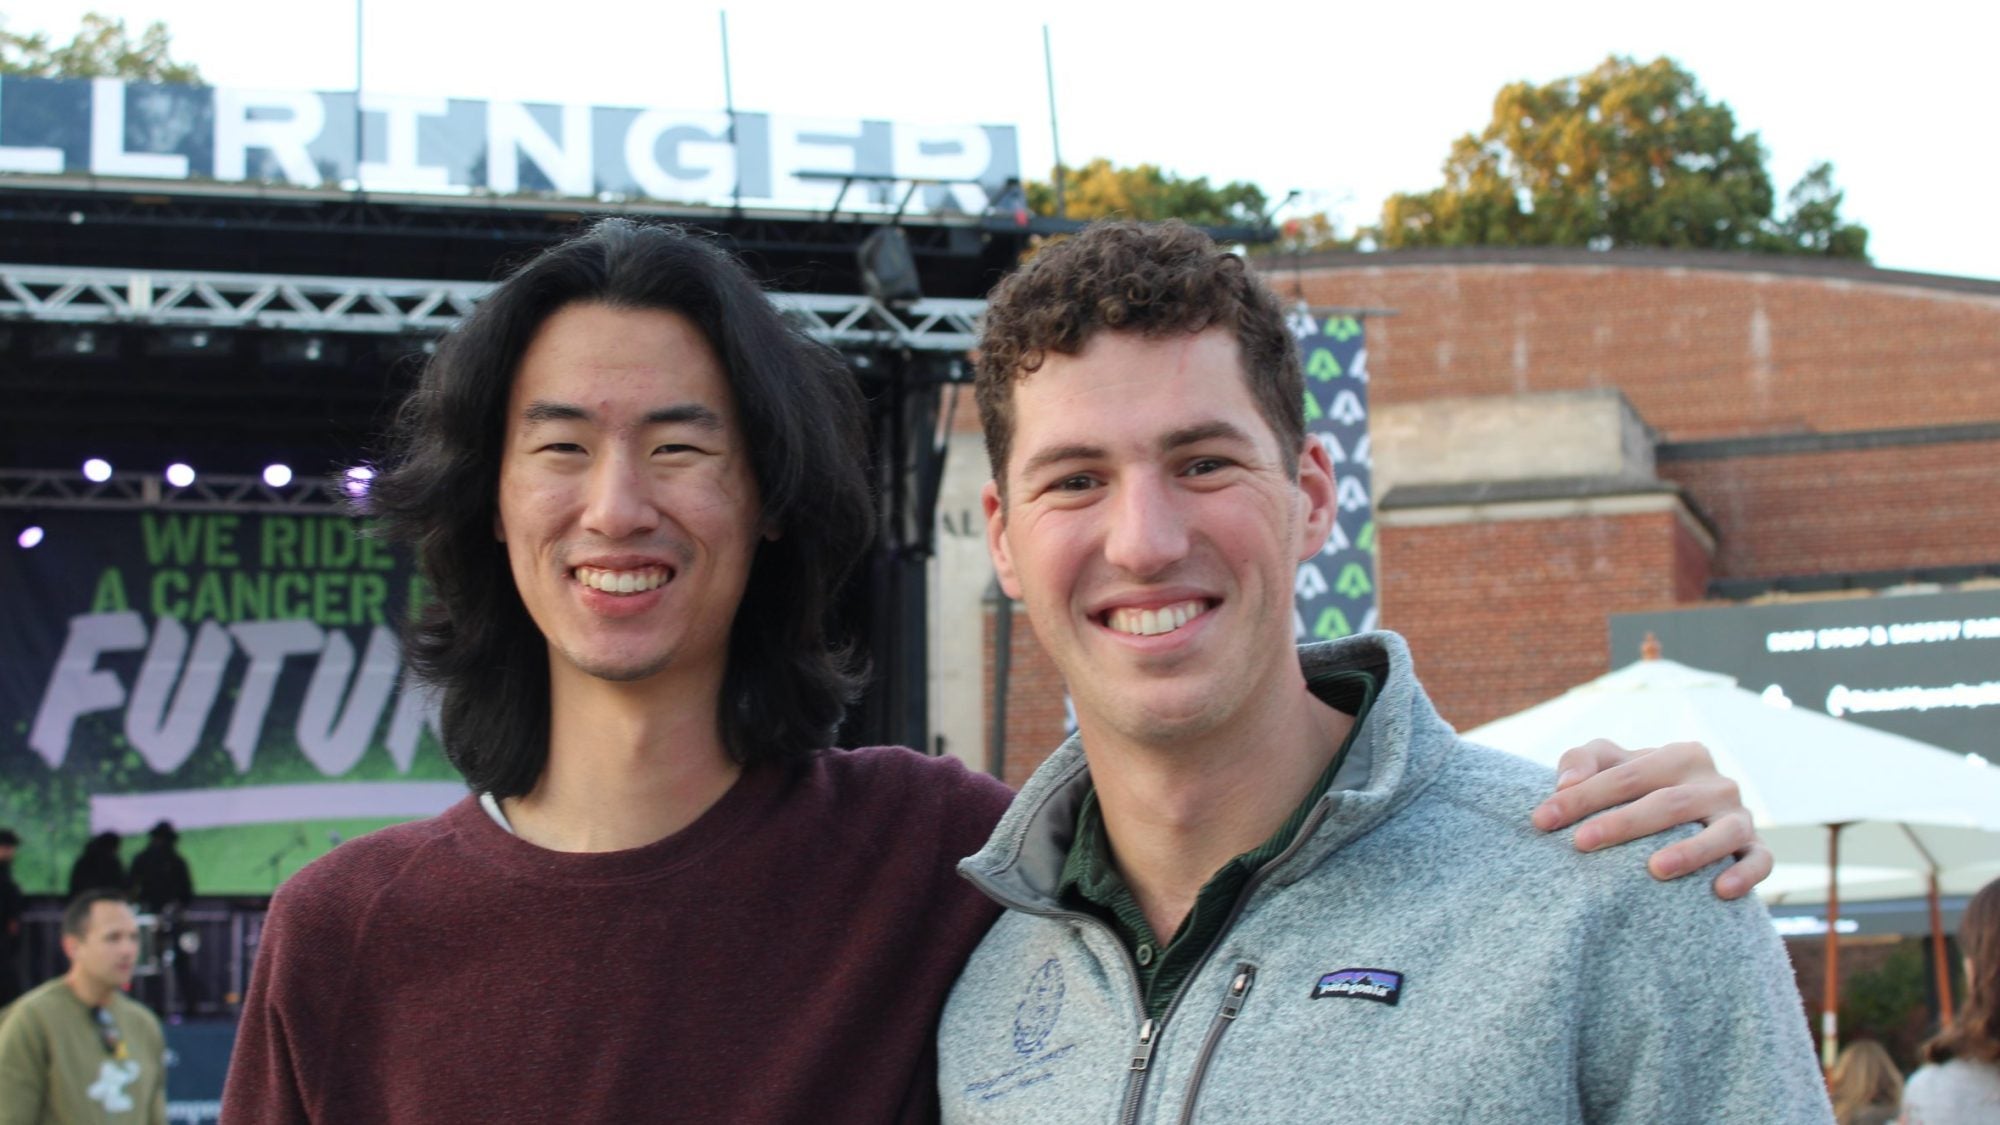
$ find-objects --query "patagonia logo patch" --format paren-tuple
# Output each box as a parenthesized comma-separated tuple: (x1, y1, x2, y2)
(1311, 968, 1403, 1006)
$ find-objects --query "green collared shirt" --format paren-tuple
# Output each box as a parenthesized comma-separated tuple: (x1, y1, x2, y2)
(1056, 668, 1376, 1020)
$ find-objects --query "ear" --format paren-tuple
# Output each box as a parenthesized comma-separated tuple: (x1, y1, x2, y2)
(1294, 435, 1337, 564)
(60, 933, 78, 960)
(981, 479, 1023, 599)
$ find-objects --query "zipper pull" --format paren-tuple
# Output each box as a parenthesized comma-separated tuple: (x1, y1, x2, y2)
(1220, 965, 1257, 1020)
(1129, 1018, 1157, 1071)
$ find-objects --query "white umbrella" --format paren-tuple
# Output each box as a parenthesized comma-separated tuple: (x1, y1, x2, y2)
(1762, 850, 2000, 905)
(1466, 649, 2000, 1066)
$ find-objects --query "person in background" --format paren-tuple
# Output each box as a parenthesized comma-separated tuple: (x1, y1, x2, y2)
(67, 833, 125, 900)
(0, 890, 167, 1125)
(0, 830, 22, 1009)
(128, 822, 195, 1019)
(1904, 877, 2000, 1123)
(127, 823, 192, 920)
(1830, 1039, 1902, 1125)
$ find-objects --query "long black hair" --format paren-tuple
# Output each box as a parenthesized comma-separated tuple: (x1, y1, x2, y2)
(369, 219, 875, 797)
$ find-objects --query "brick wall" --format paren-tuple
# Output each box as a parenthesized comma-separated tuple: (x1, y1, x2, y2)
(1380, 507, 1710, 731)
(1267, 253, 2000, 441)
(983, 600, 1072, 789)
(1663, 439, 2000, 579)
(1270, 250, 2000, 732)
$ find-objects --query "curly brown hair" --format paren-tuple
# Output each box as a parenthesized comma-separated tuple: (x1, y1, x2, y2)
(975, 220, 1303, 492)
(1923, 875, 2000, 1065)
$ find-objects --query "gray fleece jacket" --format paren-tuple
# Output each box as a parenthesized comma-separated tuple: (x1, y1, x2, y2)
(938, 631, 1831, 1124)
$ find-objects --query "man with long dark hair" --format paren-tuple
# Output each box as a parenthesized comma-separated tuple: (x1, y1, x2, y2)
(222, 220, 1013, 1122)
(222, 218, 1771, 1122)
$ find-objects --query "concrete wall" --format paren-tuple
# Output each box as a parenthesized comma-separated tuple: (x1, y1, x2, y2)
(927, 421, 999, 772)
(1373, 388, 1655, 495)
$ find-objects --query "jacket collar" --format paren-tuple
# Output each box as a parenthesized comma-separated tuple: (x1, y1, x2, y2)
(959, 630, 1459, 911)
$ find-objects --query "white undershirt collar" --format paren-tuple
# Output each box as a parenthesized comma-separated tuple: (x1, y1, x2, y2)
(478, 792, 516, 835)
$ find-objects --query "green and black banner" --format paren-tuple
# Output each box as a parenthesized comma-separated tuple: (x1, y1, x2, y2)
(1290, 311, 1375, 642)
(1, 510, 465, 894)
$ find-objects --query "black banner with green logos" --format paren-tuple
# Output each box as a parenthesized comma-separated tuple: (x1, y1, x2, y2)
(1, 510, 464, 894)
(1290, 310, 1375, 643)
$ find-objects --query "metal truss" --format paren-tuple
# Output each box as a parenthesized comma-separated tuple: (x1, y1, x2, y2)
(0, 176, 997, 241)
(0, 262, 983, 351)
(0, 470, 345, 512)
(769, 293, 983, 353)
(0, 263, 485, 335)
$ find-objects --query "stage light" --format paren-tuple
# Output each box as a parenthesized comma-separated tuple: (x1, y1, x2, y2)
(165, 463, 196, 488)
(148, 328, 234, 358)
(17, 526, 44, 549)
(82, 458, 113, 482)
(342, 465, 375, 498)
(263, 463, 294, 488)
(260, 335, 345, 367)
(35, 326, 118, 361)
(857, 226, 923, 306)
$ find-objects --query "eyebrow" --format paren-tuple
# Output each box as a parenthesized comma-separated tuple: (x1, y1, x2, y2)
(1018, 442, 1104, 480)
(520, 401, 727, 430)
(1160, 420, 1257, 451)
(1016, 420, 1259, 479)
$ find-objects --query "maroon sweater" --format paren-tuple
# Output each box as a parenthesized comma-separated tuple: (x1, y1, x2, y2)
(220, 747, 1012, 1123)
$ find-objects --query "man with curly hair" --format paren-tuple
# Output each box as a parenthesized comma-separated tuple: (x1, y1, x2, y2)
(937, 220, 1829, 1123)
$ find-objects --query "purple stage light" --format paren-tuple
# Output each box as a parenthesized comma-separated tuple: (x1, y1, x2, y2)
(17, 526, 44, 549)
(342, 465, 375, 498)
(82, 458, 113, 482)
(165, 463, 196, 488)
(263, 463, 294, 488)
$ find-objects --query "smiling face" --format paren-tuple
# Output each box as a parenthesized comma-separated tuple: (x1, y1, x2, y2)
(496, 302, 763, 697)
(984, 327, 1335, 750)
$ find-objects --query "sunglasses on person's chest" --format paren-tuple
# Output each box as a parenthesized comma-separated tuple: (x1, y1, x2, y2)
(94, 1006, 127, 1061)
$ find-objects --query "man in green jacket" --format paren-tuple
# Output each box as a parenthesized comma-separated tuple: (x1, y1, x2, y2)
(0, 890, 167, 1125)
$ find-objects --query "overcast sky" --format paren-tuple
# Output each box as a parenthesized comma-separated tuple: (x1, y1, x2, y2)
(7, 0, 1995, 280)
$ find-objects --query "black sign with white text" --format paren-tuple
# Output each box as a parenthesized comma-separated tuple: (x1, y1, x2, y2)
(1612, 590, 2000, 760)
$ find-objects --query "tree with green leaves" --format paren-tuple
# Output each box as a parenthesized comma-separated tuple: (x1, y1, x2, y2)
(1027, 157, 1269, 229)
(0, 11, 202, 84)
(1025, 158, 1359, 253)
(1374, 56, 1867, 260)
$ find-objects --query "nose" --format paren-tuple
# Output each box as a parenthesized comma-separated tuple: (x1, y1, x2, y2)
(580, 450, 660, 540)
(1101, 471, 1190, 578)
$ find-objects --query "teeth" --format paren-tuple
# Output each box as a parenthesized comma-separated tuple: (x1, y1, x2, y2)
(1106, 600, 1206, 637)
(574, 566, 668, 595)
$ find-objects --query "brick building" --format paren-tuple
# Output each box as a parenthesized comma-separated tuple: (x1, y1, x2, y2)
(941, 247, 2000, 785)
